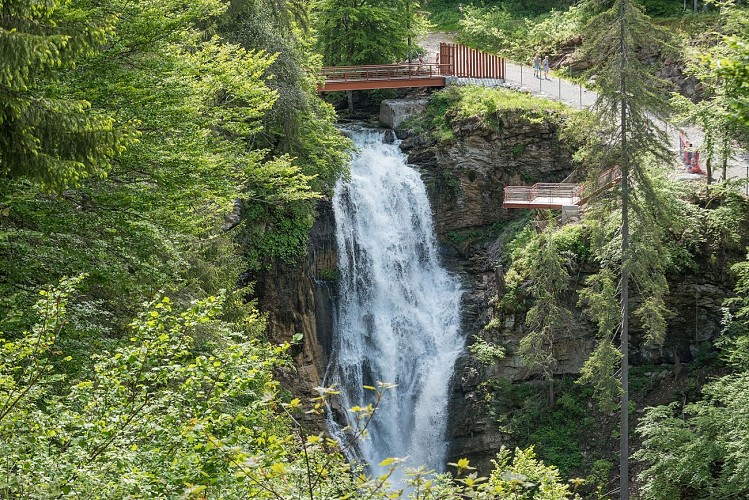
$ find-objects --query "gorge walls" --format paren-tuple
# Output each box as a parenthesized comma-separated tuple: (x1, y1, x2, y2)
(250, 94, 741, 474)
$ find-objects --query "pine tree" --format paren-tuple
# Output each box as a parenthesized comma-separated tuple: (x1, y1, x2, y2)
(313, 0, 426, 66)
(0, 0, 128, 190)
(578, 1, 673, 498)
(518, 223, 575, 407)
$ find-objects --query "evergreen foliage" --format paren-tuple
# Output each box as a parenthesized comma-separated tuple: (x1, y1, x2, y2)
(636, 254, 749, 499)
(223, 0, 351, 267)
(516, 223, 576, 406)
(701, 1, 749, 129)
(0, 0, 130, 189)
(313, 0, 428, 66)
(578, 3, 673, 495)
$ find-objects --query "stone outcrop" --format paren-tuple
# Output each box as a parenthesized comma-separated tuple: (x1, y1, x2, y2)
(379, 98, 429, 129)
(401, 112, 575, 236)
(245, 200, 338, 428)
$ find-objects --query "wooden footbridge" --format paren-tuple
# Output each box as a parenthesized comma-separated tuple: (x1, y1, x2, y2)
(318, 43, 505, 92)
(503, 167, 622, 210)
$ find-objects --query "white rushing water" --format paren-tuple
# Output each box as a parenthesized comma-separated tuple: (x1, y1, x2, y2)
(328, 126, 464, 475)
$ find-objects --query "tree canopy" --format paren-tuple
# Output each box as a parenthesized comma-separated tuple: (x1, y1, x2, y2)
(0, 0, 130, 189)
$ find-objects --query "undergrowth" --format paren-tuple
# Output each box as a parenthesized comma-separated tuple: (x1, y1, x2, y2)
(483, 376, 616, 495)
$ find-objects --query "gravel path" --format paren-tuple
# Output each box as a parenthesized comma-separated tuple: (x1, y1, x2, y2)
(504, 58, 747, 185)
(417, 32, 749, 188)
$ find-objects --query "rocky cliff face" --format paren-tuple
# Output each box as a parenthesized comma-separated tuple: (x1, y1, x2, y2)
(246, 200, 338, 427)
(401, 111, 574, 236)
(398, 108, 587, 470)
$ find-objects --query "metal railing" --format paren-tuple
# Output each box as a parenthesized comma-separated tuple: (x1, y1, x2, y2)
(319, 63, 451, 82)
(504, 167, 622, 209)
(503, 183, 583, 207)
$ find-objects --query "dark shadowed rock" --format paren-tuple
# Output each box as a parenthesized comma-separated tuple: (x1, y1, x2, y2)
(383, 129, 396, 144)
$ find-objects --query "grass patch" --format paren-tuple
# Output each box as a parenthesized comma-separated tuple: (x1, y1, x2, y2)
(418, 85, 570, 142)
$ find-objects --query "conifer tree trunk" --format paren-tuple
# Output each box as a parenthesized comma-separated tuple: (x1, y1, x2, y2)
(705, 131, 713, 184)
(619, 0, 630, 497)
(722, 135, 729, 181)
(580, 1, 672, 493)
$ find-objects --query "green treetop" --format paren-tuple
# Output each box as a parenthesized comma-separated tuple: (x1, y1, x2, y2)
(313, 0, 427, 66)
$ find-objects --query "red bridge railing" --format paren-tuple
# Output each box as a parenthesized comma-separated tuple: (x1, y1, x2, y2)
(317, 44, 506, 92)
(320, 63, 451, 82)
(318, 63, 449, 92)
(439, 43, 505, 80)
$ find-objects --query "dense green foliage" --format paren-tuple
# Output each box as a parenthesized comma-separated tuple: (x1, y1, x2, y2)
(313, 0, 428, 65)
(0, 0, 350, 495)
(0, 279, 293, 497)
(514, 224, 575, 405)
(702, 2, 749, 128)
(223, 0, 352, 266)
(458, 2, 591, 63)
(0, 0, 131, 189)
(483, 377, 616, 493)
(0, 0, 586, 497)
(636, 254, 749, 499)
(2, 0, 749, 496)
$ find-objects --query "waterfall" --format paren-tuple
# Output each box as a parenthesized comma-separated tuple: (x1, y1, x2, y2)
(328, 126, 464, 476)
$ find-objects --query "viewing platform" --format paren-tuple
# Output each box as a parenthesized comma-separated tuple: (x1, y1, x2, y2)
(503, 166, 622, 210)
(503, 183, 583, 209)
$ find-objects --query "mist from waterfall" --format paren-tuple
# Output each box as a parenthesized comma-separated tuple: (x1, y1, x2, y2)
(328, 125, 464, 476)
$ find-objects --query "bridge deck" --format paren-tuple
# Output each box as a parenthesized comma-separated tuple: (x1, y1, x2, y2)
(318, 44, 505, 92)
(318, 64, 447, 92)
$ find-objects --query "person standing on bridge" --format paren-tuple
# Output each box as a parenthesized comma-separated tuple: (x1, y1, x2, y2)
(542, 55, 550, 79)
(533, 54, 541, 78)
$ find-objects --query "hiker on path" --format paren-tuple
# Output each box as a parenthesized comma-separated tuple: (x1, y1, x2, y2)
(542, 55, 550, 79)
(533, 54, 541, 78)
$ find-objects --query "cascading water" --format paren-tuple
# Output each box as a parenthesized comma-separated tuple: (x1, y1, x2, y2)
(328, 126, 464, 475)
